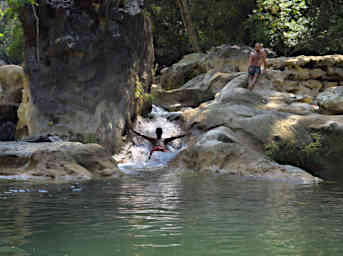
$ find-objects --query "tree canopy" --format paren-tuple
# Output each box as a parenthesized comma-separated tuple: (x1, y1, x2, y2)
(1, 0, 343, 66)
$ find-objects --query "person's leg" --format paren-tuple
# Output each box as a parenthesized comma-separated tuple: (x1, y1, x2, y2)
(248, 73, 259, 90)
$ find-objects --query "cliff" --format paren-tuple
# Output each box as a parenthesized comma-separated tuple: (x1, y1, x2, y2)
(18, 0, 154, 153)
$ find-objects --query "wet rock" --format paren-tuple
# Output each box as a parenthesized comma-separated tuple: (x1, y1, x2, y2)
(0, 141, 121, 182)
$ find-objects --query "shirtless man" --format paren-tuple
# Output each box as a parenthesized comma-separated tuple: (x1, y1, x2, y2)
(131, 127, 186, 159)
(248, 43, 268, 90)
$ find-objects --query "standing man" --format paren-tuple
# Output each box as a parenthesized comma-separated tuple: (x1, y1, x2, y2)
(248, 43, 268, 90)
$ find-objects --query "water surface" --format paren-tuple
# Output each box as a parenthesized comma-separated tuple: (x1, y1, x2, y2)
(0, 172, 343, 256)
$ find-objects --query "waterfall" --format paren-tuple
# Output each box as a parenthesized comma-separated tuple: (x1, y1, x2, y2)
(115, 105, 186, 173)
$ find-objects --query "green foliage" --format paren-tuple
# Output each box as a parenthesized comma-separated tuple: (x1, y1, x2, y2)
(264, 140, 280, 159)
(247, 0, 312, 56)
(265, 132, 322, 166)
(248, 0, 343, 56)
(146, 0, 255, 67)
(0, 0, 36, 64)
(146, 0, 190, 67)
(8, 0, 36, 9)
(302, 133, 322, 156)
(307, 0, 343, 55)
(0, 12, 24, 64)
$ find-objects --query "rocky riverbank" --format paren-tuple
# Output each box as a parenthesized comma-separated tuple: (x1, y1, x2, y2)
(3, 43, 343, 183)
(152, 45, 343, 182)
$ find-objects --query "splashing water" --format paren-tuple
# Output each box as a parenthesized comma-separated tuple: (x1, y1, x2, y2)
(116, 106, 186, 174)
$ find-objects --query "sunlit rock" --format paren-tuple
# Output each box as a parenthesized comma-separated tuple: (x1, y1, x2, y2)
(0, 141, 121, 182)
(317, 87, 343, 114)
(0, 65, 24, 105)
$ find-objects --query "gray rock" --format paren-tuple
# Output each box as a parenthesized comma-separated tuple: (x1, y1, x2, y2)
(0, 141, 121, 182)
(170, 126, 320, 184)
(174, 71, 343, 181)
(19, 0, 154, 154)
(153, 70, 243, 111)
(317, 87, 343, 114)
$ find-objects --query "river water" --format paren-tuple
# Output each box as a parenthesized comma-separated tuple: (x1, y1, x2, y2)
(0, 172, 343, 256)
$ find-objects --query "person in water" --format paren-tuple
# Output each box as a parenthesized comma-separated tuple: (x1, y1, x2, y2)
(131, 127, 186, 159)
(248, 43, 268, 90)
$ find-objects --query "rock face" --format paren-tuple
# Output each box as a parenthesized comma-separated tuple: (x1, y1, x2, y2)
(0, 141, 121, 182)
(19, 0, 154, 153)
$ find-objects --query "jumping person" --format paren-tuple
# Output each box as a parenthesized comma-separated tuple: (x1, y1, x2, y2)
(131, 127, 186, 159)
(248, 43, 268, 90)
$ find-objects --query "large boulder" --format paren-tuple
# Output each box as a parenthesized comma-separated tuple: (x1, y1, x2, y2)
(0, 141, 121, 182)
(19, 0, 154, 153)
(153, 70, 243, 111)
(0, 65, 24, 105)
(170, 126, 320, 184)
(160, 53, 207, 90)
(160, 45, 261, 90)
(176, 73, 343, 181)
(317, 87, 343, 114)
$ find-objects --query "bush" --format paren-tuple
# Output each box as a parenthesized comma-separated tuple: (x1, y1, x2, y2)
(247, 0, 312, 56)
(247, 0, 343, 56)
(0, 2, 25, 64)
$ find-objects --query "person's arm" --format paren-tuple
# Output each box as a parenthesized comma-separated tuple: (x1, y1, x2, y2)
(164, 134, 186, 145)
(131, 129, 155, 143)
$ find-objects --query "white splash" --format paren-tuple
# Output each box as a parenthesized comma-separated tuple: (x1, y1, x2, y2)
(116, 105, 185, 174)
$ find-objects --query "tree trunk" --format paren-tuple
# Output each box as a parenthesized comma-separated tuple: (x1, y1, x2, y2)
(176, 0, 201, 52)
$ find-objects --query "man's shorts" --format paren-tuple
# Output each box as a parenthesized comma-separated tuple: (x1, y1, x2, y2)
(248, 66, 261, 76)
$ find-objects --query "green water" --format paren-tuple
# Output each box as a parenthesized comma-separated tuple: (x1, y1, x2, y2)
(0, 172, 343, 256)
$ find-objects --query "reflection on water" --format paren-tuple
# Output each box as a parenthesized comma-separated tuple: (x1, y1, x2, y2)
(0, 174, 343, 256)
